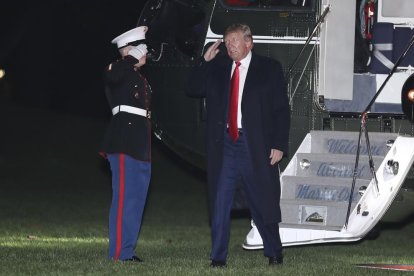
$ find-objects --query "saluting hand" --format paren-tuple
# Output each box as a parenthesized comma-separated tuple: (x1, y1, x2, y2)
(269, 149, 283, 165)
(203, 40, 221, 62)
(128, 44, 148, 60)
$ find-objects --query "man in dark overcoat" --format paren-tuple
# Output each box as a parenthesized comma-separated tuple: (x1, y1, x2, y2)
(187, 23, 290, 267)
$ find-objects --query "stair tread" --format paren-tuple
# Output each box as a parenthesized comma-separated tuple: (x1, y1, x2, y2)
(279, 223, 342, 231)
(282, 175, 372, 182)
(295, 152, 386, 159)
(281, 198, 358, 206)
(281, 175, 369, 202)
(290, 154, 383, 179)
(309, 130, 397, 155)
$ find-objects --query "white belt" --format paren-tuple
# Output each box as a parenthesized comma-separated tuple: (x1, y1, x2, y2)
(112, 105, 151, 119)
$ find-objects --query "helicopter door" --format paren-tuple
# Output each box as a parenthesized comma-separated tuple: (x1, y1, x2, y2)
(320, 0, 414, 114)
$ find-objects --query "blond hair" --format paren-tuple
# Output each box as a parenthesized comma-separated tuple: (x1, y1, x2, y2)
(224, 24, 253, 42)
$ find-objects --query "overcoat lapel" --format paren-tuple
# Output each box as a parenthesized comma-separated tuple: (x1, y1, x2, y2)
(241, 54, 259, 109)
(221, 59, 234, 116)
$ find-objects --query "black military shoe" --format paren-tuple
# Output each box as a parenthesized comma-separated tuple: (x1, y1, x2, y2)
(210, 260, 226, 268)
(268, 256, 283, 265)
(124, 256, 143, 262)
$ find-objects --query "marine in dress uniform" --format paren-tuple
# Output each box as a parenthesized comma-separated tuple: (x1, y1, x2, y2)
(100, 26, 151, 262)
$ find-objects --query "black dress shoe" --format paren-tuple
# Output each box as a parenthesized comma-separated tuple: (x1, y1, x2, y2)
(268, 256, 283, 265)
(124, 256, 143, 262)
(210, 260, 226, 268)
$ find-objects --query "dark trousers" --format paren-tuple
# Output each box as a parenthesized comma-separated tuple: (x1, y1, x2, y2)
(210, 132, 282, 262)
(107, 153, 151, 260)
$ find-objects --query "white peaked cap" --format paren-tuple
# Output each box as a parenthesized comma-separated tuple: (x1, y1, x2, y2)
(111, 26, 148, 48)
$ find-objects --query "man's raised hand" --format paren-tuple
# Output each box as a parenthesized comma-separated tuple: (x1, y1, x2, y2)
(203, 40, 222, 62)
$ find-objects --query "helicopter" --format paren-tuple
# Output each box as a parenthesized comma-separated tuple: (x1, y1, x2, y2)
(136, 0, 414, 248)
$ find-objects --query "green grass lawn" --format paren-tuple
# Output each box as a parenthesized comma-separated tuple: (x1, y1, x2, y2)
(1, 104, 413, 275)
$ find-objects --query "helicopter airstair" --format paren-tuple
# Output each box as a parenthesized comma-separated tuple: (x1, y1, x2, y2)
(243, 130, 414, 249)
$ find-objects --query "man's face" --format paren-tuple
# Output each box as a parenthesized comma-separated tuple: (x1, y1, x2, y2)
(224, 31, 252, 62)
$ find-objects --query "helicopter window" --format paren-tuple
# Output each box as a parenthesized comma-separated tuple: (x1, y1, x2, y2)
(223, 0, 313, 9)
(138, 0, 207, 60)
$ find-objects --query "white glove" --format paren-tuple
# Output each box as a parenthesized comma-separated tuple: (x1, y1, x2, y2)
(128, 44, 148, 60)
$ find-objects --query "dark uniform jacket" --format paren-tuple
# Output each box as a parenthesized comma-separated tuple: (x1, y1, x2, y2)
(100, 55, 151, 162)
(187, 53, 290, 224)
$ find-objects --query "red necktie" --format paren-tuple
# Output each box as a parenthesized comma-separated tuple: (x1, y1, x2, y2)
(228, 61, 241, 142)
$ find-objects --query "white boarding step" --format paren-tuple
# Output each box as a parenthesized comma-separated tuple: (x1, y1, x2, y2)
(280, 199, 358, 229)
(292, 153, 384, 179)
(281, 175, 371, 202)
(309, 131, 397, 155)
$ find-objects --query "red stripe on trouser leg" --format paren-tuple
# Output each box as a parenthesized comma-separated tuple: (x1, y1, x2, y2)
(115, 154, 125, 260)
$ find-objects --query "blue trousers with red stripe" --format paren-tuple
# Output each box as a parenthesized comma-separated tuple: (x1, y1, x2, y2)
(107, 153, 151, 260)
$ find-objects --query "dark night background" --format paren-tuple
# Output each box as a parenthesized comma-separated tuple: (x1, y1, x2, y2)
(0, 0, 148, 117)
